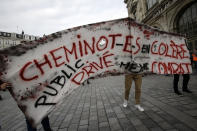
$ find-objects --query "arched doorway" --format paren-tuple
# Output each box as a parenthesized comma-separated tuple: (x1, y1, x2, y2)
(176, 2, 197, 52)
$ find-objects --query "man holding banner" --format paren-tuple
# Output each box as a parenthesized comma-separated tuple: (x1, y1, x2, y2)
(173, 52, 193, 95)
(0, 80, 10, 101)
(173, 74, 192, 95)
(123, 74, 144, 111)
(0, 81, 52, 131)
(26, 116, 52, 131)
(0, 80, 10, 130)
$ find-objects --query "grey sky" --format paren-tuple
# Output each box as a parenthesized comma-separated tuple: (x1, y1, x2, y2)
(0, 0, 128, 36)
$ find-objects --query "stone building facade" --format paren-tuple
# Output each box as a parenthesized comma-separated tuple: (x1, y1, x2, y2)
(0, 31, 39, 50)
(124, 0, 197, 53)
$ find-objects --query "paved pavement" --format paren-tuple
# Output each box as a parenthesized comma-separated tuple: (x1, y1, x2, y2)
(0, 73, 197, 131)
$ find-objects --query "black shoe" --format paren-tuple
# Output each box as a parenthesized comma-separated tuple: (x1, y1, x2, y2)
(183, 89, 192, 93)
(175, 91, 182, 95)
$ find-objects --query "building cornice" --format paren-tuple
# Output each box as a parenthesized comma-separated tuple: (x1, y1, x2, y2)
(142, 0, 179, 23)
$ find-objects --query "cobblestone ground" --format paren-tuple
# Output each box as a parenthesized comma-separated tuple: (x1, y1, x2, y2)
(0, 74, 197, 131)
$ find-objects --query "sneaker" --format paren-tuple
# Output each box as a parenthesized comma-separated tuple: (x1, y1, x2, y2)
(135, 105, 144, 112)
(123, 100, 128, 108)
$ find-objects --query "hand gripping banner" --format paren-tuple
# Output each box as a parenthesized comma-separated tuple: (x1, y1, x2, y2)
(0, 18, 192, 127)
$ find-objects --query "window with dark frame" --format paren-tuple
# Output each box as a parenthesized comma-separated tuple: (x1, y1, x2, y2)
(178, 2, 197, 36)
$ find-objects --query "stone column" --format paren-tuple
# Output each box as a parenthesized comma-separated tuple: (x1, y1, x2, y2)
(134, 0, 147, 22)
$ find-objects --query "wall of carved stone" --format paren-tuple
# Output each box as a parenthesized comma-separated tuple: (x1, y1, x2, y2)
(124, 0, 197, 53)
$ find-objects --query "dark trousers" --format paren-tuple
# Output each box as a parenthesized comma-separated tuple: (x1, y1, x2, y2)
(173, 74, 190, 92)
(26, 116, 52, 131)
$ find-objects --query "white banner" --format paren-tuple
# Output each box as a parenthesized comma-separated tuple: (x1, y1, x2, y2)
(0, 18, 192, 126)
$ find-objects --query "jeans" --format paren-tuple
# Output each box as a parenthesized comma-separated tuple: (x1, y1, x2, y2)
(26, 116, 52, 131)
